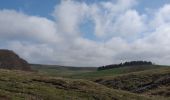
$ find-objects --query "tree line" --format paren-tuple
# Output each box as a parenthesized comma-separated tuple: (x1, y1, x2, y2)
(98, 61, 153, 70)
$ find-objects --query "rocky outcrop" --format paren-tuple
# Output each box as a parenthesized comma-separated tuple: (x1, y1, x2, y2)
(0, 49, 31, 71)
(132, 75, 170, 93)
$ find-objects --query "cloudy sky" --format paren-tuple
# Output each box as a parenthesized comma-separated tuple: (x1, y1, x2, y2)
(0, 0, 170, 66)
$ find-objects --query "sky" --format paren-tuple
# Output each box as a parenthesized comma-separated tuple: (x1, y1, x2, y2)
(0, 0, 170, 66)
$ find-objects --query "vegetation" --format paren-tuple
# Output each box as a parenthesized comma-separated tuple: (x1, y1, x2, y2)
(31, 64, 96, 77)
(0, 63, 167, 100)
(68, 65, 163, 79)
(98, 61, 153, 70)
(95, 67, 170, 99)
(0, 69, 154, 100)
(31, 64, 164, 80)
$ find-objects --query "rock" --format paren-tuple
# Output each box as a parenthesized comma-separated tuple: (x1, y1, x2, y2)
(0, 49, 32, 71)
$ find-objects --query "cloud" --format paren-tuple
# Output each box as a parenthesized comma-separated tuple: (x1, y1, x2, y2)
(152, 4, 170, 26)
(88, 0, 144, 39)
(113, 10, 146, 38)
(53, 0, 89, 37)
(0, 9, 61, 43)
(1, 0, 170, 66)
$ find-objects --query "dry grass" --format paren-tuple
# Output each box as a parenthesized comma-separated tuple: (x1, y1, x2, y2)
(0, 69, 155, 100)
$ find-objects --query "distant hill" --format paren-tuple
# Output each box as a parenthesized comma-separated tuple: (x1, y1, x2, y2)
(0, 49, 31, 71)
(31, 61, 164, 79)
(69, 65, 165, 79)
(31, 64, 97, 77)
(31, 64, 97, 71)
(98, 61, 153, 70)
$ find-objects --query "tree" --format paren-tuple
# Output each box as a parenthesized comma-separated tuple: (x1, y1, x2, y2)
(98, 61, 153, 71)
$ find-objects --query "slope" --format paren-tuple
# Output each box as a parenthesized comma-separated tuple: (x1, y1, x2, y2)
(0, 69, 154, 100)
(31, 64, 97, 77)
(95, 67, 170, 99)
(69, 65, 165, 79)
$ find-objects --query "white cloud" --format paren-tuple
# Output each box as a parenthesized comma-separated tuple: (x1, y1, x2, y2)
(102, 0, 137, 14)
(0, 10, 61, 43)
(113, 10, 146, 38)
(152, 4, 170, 26)
(89, 0, 143, 38)
(53, 0, 89, 37)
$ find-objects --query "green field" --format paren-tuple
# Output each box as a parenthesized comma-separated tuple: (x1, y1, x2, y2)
(0, 69, 155, 100)
(29, 64, 170, 99)
(94, 67, 170, 99)
(31, 64, 166, 79)
(0, 64, 167, 99)
(31, 64, 97, 77)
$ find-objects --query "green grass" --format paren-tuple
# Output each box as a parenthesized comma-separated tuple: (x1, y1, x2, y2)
(32, 64, 165, 79)
(31, 64, 97, 77)
(28, 64, 170, 99)
(69, 65, 165, 79)
(0, 69, 155, 100)
(94, 67, 170, 99)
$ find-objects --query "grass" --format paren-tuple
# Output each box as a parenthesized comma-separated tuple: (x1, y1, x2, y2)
(21, 64, 170, 99)
(94, 67, 170, 99)
(69, 65, 165, 79)
(0, 69, 156, 100)
(32, 64, 164, 79)
(31, 64, 96, 77)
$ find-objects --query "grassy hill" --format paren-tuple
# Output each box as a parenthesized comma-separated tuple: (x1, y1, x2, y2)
(94, 67, 170, 99)
(31, 64, 166, 79)
(67, 65, 166, 79)
(29, 64, 170, 99)
(0, 69, 155, 100)
(31, 64, 97, 77)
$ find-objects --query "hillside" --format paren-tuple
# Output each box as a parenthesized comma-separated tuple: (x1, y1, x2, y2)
(94, 67, 170, 99)
(0, 69, 154, 100)
(30, 63, 170, 99)
(31, 64, 97, 77)
(0, 49, 31, 71)
(68, 65, 165, 79)
(31, 63, 167, 79)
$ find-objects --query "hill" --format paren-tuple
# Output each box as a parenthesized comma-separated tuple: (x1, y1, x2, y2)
(94, 67, 170, 99)
(0, 49, 31, 71)
(31, 64, 97, 77)
(0, 69, 154, 100)
(31, 63, 167, 80)
(68, 65, 165, 79)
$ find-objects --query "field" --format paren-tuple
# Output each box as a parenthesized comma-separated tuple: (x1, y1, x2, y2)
(0, 69, 154, 100)
(0, 64, 168, 99)
(95, 67, 170, 99)
(30, 64, 170, 100)
(31, 64, 97, 77)
(31, 64, 166, 79)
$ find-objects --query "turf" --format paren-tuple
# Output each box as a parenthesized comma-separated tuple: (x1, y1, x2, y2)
(28, 64, 170, 99)
(0, 69, 154, 100)
(31, 64, 97, 77)
(69, 65, 165, 79)
(94, 67, 170, 99)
